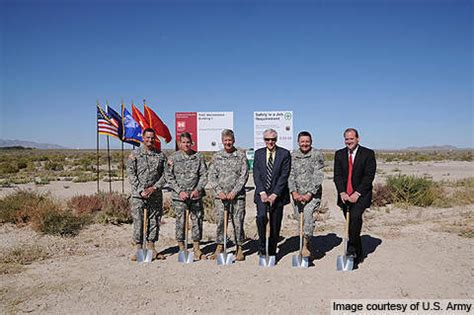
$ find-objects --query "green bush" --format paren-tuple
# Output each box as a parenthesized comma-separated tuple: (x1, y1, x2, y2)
(44, 161, 64, 171)
(0, 163, 19, 174)
(33, 208, 88, 236)
(385, 175, 438, 207)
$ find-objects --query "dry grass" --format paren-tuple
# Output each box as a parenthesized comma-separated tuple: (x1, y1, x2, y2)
(436, 212, 474, 238)
(0, 244, 50, 275)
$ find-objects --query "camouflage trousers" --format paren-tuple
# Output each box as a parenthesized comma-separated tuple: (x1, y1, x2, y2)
(173, 199, 203, 242)
(131, 194, 162, 244)
(293, 198, 321, 237)
(214, 198, 246, 245)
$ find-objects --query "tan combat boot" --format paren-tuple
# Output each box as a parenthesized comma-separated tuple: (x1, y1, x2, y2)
(302, 236, 312, 258)
(193, 241, 205, 260)
(209, 244, 223, 260)
(178, 241, 185, 251)
(147, 242, 165, 260)
(130, 243, 142, 261)
(235, 245, 245, 261)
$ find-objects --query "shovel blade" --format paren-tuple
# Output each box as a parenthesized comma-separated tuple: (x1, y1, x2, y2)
(144, 250, 153, 263)
(217, 253, 234, 265)
(292, 255, 309, 268)
(259, 255, 276, 267)
(178, 250, 194, 264)
(136, 249, 145, 263)
(336, 255, 354, 271)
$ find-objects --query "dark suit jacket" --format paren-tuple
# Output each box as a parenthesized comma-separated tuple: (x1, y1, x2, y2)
(253, 146, 291, 207)
(334, 145, 376, 209)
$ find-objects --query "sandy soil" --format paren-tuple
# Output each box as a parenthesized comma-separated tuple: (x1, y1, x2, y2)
(0, 161, 473, 314)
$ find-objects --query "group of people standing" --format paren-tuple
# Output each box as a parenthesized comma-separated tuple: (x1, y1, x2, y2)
(127, 126, 376, 267)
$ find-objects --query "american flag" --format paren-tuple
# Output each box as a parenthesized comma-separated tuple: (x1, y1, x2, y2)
(97, 104, 119, 138)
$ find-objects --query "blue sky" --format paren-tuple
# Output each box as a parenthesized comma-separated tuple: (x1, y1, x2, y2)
(1, 0, 472, 150)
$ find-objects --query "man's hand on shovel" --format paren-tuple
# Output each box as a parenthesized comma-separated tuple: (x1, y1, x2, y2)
(267, 193, 277, 206)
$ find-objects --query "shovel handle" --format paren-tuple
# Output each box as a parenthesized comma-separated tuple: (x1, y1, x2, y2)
(265, 210, 271, 239)
(223, 202, 228, 253)
(185, 207, 190, 249)
(143, 208, 148, 248)
(345, 211, 350, 240)
(300, 211, 304, 238)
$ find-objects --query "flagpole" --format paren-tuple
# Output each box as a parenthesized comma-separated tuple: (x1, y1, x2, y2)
(96, 101, 100, 194)
(121, 140, 124, 194)
(107, 135, 112, 193)
(121, 100, 125, 194)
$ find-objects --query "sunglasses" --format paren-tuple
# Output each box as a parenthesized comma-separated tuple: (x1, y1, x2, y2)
(264, 138, 277, 142)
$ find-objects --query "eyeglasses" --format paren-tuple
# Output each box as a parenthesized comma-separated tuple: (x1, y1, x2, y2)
(264, 138, 277, 142)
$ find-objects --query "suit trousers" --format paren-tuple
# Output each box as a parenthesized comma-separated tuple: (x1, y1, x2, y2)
(342, 202, 365, 258)
(256, 199, 283, 255)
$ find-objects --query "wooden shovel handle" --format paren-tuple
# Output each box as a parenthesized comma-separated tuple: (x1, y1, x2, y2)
(143, 208, 148, 246)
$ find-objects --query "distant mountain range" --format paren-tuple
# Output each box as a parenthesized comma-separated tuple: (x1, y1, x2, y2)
(405, 145, 462, 151)
(0, 139, 67, 149)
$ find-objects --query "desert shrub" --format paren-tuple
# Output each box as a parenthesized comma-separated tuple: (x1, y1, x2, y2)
(34, 177, 50, 185)
(67, 192, 131, 224)
(0, 190, 88, 235)
(73, 173, 97, 182)
(97, 192, 132, 224)
(11, 176, 32, 184)
(0, 190, 57, 225)
(372, 183, 393, 207)
(0, 162, 19, 174)
(385, 175, 438, 207)
(32, 208, 88, 236)
(44, 161, 64, 171)
(67, 194, 103, 215)
(432, 177, 474, 207)
(16, 160, 28, 170)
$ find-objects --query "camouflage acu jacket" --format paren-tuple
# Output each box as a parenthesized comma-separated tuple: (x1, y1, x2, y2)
(208, 149, 249, 199)
(288, 148, 324, 196)
(165, 150, 208, 200)
(127, 146, 167, 198)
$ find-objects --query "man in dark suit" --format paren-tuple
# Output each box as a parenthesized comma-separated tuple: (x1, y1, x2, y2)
(253, 128, 291, 258)
(334, 128, 376, 264)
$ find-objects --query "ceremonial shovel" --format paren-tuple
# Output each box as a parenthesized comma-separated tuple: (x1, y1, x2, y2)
(336, 211, 354, 271)
(292, 203, 309, 268)
(217, 202, 234, 265)
(136, 208, 153, 263)
(178, 202, 194, 264)
(259, 204, 276, 267)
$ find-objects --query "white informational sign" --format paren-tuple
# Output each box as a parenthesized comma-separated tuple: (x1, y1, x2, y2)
(253, 111, 293, 151)
(197, 112, 234, 151)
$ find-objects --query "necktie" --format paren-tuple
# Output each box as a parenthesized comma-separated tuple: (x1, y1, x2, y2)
(346, 151, 353, 195)
(265, 152, 274, 191)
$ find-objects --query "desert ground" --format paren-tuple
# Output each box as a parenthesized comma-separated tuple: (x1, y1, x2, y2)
(1, 160, 473, 314)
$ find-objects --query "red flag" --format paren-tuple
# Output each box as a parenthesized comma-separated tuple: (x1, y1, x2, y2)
(144, 104, 172, 143)
(131, 104, 149, 130)
(131, 104, 161, 150)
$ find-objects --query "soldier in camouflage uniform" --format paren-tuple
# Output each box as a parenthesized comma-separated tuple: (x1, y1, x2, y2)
(288, 131, 325, 258)
(208, 129, 249, 261)
(127, 128, 167, 261)
(166, 132, 208, 260)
